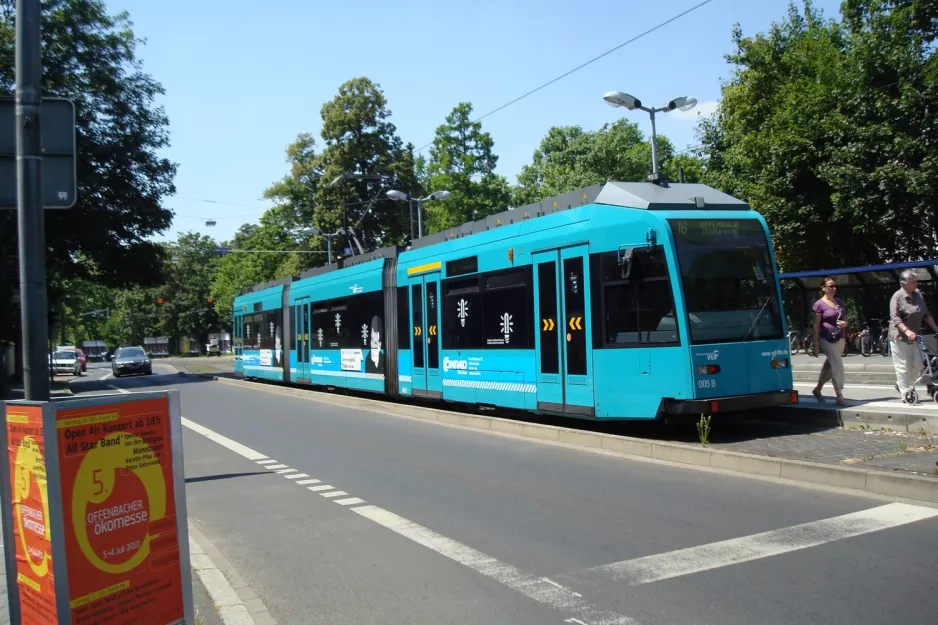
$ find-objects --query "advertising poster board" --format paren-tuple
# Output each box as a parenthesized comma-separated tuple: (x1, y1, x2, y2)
(1, 390, 193, 625)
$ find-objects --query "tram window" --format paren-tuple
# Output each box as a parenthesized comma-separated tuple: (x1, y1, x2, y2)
(289, 306, 296, 351)
(538, 262, 560, 374)
(443, 277, 483, 349)
(262, 311, 276, 349)
(327, 299, 348, 348)
(412, 285, 424, 367)
(482, 269, 532, 349)
(564, 257, 587, 375)
(312, 303, 330, 349)
(349, 291, 384, 348)
(397, 287, 410, 350)
(426, 282, 440, 369)
(600, 249, 679, 346)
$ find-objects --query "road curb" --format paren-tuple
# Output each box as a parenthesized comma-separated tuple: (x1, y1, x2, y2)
(201, 375, 938, 504)
(188, 519, 277, 625)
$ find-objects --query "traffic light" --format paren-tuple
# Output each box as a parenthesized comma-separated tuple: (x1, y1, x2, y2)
(207, 296, 214, 304)
(156, 297, 163, 305)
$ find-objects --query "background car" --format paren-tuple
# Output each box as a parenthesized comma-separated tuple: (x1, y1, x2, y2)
(50, 350, 82, 377)
(56, 346, 87, 371)
(111, 346, 153, 377)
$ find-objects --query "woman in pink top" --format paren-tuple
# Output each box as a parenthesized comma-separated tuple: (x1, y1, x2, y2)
(811, 277, 848, 405)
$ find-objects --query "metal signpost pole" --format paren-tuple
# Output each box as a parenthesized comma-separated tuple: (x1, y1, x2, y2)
(16, 0, 50, 401)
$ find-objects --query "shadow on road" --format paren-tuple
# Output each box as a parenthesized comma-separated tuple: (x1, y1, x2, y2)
(185, 471, 271, 484)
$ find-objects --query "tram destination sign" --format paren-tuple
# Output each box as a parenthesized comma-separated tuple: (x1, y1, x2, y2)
(0, 96, 77, 209)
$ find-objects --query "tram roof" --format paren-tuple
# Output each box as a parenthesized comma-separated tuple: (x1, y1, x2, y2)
(411, 181, 750, 251)
(779, 258, 938, 288)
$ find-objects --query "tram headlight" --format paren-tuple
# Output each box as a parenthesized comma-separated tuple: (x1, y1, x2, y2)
(696, 364, 721, 375)
(770, 359, 789, 369)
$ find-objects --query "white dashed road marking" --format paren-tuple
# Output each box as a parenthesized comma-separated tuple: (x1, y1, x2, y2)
(255, 459, 278, 465)
(181, 417, 638, 624)
(334, 497, 365, 506)
(181, 417, 938, 625)
(107, 384, 130, 394)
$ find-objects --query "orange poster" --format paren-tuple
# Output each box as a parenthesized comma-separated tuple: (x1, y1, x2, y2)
(56, 397, 184, 625)
(6, 404, 58, 625)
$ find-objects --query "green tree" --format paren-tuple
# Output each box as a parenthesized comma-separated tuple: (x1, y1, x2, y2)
(512, 120, 694, 205)
(211, 217, 298, 326)
(699, 1, 938, 270)
(162, 233, 220, 350)
(0, 0, 176, 344)
(106, 287, 166, 348)
(834, 0, 938, 261)
(315, 77, 419, 250)
(424, 102, 511, 232)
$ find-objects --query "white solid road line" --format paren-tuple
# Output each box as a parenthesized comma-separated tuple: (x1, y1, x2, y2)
(352, 505, 637, 625)
(578, 502, 938, 586)
(181, 417, 268, 462)
(182, 416, 638, 625)
(101, 372, 112, 381)
(107, 384, 130, 394)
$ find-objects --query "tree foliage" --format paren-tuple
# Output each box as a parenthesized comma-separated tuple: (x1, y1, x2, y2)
(512, 120, 699, 206)
(315, 77, 419, 251)
(0, 0, 176, 347)
(424, 102, 511, 232)
(699, 0, 938, 271)
(160, 233, 220, 346)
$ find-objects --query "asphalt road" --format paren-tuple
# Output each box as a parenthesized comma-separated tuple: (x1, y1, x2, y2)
(67, 364, 938, 625)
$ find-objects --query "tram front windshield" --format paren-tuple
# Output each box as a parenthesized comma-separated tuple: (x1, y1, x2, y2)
(669, 218, 783, 345)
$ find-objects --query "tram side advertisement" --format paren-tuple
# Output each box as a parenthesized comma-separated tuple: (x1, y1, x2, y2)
(56, 396, 184, 624)
(6, 405, 58, 625)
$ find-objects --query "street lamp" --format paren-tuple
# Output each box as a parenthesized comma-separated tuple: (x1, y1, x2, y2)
(603, 91, 697, 183)
(386, 190, 451, 239)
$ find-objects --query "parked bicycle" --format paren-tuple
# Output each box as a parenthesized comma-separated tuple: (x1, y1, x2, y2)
(854, 321, 872, 357)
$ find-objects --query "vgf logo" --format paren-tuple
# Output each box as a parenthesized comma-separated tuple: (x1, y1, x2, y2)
(443, 357, 468, 373)
(698, 349, 719, 361)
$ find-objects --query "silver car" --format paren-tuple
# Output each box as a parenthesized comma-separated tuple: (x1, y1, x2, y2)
(50, 350, 82, 376)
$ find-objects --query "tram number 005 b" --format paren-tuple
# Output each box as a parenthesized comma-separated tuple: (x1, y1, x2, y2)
(698, 379, 717, 389)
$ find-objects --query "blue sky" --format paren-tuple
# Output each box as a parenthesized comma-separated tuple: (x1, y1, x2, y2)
(109, 0, 843, 243)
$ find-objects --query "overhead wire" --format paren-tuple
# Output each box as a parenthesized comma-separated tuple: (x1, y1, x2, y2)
(414, 0, 719, 152)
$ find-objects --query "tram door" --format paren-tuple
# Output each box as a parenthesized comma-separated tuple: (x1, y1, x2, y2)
(533, 245, 594, 416)
(295, 298, 309, 381)
(408, 268, 442, 398)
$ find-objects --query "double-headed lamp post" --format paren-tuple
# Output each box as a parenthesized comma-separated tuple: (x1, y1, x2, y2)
(603, 91, 697, 183)
(386, 190, 451, 239)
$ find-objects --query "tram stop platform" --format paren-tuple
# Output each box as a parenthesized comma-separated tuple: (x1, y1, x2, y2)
(787, 352, 938, 434)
